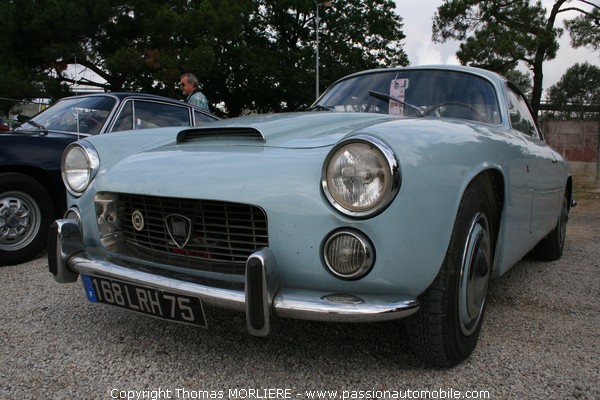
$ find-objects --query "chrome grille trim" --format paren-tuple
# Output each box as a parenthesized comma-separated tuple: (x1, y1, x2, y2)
(114, 194, 268, 275)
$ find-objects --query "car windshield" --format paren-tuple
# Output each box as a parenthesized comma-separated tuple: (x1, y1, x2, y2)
(314, 69, 501, 124)
(17, 96, 117, 135)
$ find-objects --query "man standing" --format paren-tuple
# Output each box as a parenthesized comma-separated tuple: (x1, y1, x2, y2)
(180, 73, 209, 111)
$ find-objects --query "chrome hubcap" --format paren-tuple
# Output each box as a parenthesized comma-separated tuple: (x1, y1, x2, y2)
(558, 197, 569, 248)
(458, 212, 491, 336)
(0, 192, 40, 251)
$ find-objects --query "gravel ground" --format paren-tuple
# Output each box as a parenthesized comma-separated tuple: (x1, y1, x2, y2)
(1, 197, 599, 400)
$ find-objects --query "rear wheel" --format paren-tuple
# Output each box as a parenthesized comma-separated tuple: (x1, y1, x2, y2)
(533, 191, 569, 261)
(407, 177, 497, 367)
(0, 173, 54, 266)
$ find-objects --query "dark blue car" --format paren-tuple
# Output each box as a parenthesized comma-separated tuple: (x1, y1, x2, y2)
(0, 92, 218, 266)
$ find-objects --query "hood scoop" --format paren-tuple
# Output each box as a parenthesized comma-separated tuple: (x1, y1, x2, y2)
(177, 127, 265, 143)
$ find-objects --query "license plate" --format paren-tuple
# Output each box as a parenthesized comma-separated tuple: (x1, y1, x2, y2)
(81, 275, 207, 327)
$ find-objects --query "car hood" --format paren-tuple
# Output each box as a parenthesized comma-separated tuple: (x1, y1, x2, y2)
(7, 128, 87, 140)
(87, 112, 410, 172)
(176, 112, 403, 148)
(91, 111, 501, 178)
(90, 113, 410, 198)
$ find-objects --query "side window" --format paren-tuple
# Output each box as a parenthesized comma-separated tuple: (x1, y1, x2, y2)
(133, 101, 191, 129)
(194, 110, 217, 126)
(507, 87, 539, 138)
(112, 101, 134, 132)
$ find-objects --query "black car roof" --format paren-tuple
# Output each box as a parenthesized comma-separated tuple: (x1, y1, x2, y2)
(59, 92, 195, 108)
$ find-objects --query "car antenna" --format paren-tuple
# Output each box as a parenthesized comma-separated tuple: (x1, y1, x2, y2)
(74, 55, 81, 139)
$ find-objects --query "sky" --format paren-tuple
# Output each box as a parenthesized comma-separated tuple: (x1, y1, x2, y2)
(394, 0, 599, 94)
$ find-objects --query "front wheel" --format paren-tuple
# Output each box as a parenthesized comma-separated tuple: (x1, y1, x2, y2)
(0, 173, 54, 266)
(406, 177, 498, 367)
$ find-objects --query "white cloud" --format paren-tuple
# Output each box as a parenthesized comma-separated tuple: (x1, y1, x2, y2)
(412, 42, 460, 65)
(395, 0, 459, 67)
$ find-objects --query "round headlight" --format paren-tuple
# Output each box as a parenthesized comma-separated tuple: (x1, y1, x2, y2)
(323, 229, 375, 279)
(322, 136, 400, 217)
(62, 141, 99, 195)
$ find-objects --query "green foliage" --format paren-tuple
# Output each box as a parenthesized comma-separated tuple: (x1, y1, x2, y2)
(0, 0, 407, 117)
(503, 69, 532, 97)
(432, 0, 595, 117)
(544, 62, 600, 120)
(565, 5, 600, 51)
(434, 0, 557, 66)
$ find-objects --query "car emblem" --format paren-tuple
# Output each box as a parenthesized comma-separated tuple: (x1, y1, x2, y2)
(165, 214, 192, 249)
(321, 293, 365, 305)
(131, 210, 145, 231)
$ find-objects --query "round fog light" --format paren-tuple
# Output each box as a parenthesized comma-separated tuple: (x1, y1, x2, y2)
(323, 230, 374, 279)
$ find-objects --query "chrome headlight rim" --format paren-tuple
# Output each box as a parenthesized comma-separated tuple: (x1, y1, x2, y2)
(61, 141, 100, 196)
(321, 135, 400, 218)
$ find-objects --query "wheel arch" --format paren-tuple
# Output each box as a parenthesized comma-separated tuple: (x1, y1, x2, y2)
(0, 166, 63, 219)
(405, 167, 505, 367)
(566, 175, 574, 211)
(465, 168, 505, 276)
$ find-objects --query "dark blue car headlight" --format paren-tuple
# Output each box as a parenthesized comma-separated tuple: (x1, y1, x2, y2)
(62, 141, 100, 195)
(321, 135, 400, 218)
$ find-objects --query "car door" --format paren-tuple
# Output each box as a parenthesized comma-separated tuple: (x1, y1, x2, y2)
(506, 85, 564, 235)
(111, 99, 193, 132)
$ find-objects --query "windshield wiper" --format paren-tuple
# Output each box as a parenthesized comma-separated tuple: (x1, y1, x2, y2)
(25, 120, 49, 135)
(368, 91, 424, 117)
(305, 104, 336, 112)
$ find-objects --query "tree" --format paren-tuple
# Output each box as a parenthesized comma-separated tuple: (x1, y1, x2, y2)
(503, 68, 533, 97)
(565, 1, 600, 51)
(544, 62, 600, 120)
(0, 0, 249, 94)
(431, 0, 597, 117)
(0, 0, 110, 114)
(0, 0, 407, 117)
(233, 0, 408, 113)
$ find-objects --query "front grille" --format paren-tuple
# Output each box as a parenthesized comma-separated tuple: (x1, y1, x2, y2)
(115, 194, 268, 275)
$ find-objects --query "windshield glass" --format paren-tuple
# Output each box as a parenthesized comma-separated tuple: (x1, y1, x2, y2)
(315, 69, 501, 124)
(17, 96, 117, 135)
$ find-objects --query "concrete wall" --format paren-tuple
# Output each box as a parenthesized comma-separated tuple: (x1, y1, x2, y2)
(541, 120, 600, 189)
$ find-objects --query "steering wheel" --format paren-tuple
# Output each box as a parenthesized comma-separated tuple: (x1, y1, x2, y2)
(79, 116, 103, 133)
(423, 101, 485, 122)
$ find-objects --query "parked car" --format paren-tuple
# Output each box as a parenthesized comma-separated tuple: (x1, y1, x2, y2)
(0, 93, 218, 266)
(0, 117, 10, 132)
(48, 66, 572, 367)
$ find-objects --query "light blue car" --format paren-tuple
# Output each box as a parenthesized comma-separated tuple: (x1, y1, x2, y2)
(49, 65, 573, 367)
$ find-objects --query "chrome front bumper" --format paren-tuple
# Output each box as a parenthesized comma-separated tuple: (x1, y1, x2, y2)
(48, 219, 419, 336)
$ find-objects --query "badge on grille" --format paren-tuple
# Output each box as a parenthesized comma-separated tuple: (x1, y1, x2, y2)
(131, 210, 145, 231)
(165, 214, 192, 248)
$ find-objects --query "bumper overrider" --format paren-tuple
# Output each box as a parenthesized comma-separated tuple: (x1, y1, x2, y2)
(48, 219, 419, 336)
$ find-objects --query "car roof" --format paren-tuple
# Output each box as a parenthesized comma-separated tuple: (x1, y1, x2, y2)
(57, 92, 197, 109)
(336, 64, 506, 85)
